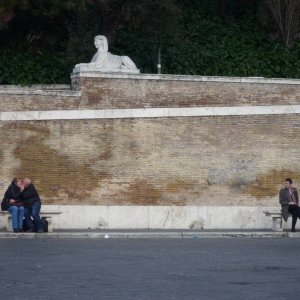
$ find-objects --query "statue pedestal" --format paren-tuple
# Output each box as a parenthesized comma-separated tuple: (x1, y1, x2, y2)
(71, 70, 132, 92)
(71, 65, 140, 93)
(72, 63, 140, 75)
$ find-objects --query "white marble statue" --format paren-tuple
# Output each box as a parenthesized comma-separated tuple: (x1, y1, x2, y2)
(73, 35, 140, 74)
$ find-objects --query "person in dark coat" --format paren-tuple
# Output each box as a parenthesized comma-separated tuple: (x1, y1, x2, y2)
(22, 178, 44, 233)
(1, 178, 24, 232)
(279, 178, 300, 232)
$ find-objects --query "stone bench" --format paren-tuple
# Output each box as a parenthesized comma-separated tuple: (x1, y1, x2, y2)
(0, 210, 62, 232)
(263, 210, 284, 231)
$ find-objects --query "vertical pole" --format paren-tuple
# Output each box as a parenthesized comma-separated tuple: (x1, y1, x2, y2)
(157, 45, 161, 74)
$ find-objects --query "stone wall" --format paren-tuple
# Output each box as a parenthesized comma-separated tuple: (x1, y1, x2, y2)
(71, 73, 300, 109)
(0, 75, 300, 229)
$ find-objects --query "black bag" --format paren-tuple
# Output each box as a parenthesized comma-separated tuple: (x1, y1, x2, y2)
(22, 218, 48, 232)
(41, 218, 49, 232)
(22, 218, 32, 231)
(1, 198, 9, 211)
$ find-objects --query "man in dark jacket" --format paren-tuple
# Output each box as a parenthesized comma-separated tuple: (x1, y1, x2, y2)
(22, 178, 44, 233)
(279, 178, 300, 232)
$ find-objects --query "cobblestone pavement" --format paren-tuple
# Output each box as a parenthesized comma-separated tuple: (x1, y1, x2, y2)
(0, 238, 299, 300)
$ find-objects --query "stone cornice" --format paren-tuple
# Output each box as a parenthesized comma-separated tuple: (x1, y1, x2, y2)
(1, 105, 300, 121)
(70, 72, 300, 85)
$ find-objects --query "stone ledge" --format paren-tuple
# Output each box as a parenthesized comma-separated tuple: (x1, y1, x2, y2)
(0, 84, 71, 90)
(0, 84, 80, 97)
(70, 72, 300, 85)
(1, 105, 300, 121)
(0, 89, 80, 97)
(0, 205, 284, 230)
(0, 231, 289, 239)
(0, 232, 35, 238)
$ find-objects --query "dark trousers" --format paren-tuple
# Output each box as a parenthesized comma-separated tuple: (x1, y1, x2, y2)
(288, 205, 300, 230)
(24, 203, 43, 231)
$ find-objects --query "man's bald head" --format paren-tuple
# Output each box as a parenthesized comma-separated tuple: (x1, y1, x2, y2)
(23, 178, 32, 188)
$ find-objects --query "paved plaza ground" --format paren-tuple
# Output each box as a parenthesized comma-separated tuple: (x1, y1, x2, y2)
(0, 238, 300, 300)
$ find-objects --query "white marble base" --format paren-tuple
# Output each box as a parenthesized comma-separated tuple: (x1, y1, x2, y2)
(70, 72, 300, 85)
(72, 64, 140, 74)
(0, 205, 291, 230)
(2, 105, 300, 122)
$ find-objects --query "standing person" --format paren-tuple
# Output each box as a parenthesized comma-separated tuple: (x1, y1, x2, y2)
(279, 178, 299, 232)
(22, 178, 44, 233)
(1, 178, 25, 232)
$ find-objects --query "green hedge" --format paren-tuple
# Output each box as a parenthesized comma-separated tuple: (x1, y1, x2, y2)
(113, 11, 300, 78)
(0, 52, 73, 85)
(0, 0, 299, 84)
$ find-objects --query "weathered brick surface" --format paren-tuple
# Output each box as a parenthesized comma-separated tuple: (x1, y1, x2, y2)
(1, 75, 299, 111)
(0, 94, 81, 112)
(1, 115, 300, 206)
(76, 77, 300, 109)
(0, 76, 299, 206)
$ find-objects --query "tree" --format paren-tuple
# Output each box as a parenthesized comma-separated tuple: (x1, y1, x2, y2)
(265, 0, 300, 48)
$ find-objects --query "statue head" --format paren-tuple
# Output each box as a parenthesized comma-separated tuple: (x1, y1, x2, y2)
(94, 35, 108, 52)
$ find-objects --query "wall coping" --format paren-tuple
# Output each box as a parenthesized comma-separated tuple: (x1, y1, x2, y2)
(1, 105, 300, 121)
(0, 84, 80, 97)
(71, 72, 300, 85)
(0, 84, 71, 89)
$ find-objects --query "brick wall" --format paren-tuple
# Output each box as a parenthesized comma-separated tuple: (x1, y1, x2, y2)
(72, 74, 300, 109)
(0, 75, 300, 207)
(0, 90, 80, 112)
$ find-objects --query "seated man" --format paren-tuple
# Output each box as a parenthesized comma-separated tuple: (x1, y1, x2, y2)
(279, 177, 300, 232)
(22, 178, 44, 233)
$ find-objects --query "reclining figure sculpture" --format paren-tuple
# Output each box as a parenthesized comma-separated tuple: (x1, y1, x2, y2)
(73, 35, 140, 74)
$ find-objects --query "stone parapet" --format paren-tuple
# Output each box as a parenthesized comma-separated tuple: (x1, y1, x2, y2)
(71, 73, 300, 110)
